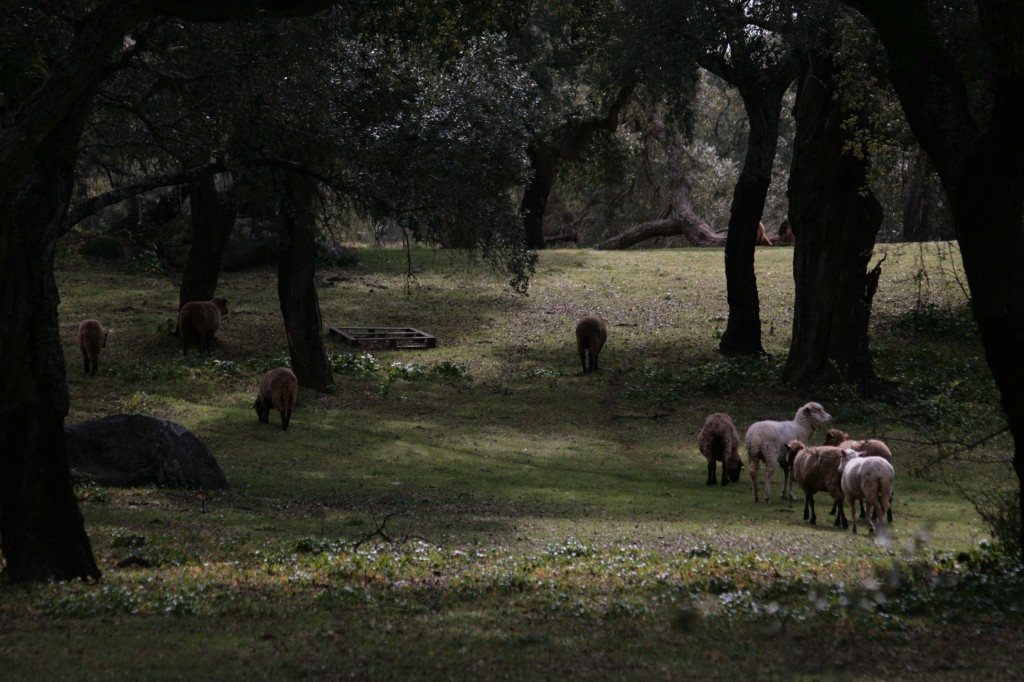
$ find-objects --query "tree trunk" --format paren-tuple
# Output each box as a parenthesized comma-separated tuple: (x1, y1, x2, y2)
(278, 171, 335, 392)
(717, 87, 789, 356)
(843, 0, 1024, 555)
(902, 148, 932, 242)
(781, 40, 884, 393)
(0, 105, 101, 583)
(521, 146, 556, 250)
(697, 41, 799, 358)
(179, 173, 237, 307)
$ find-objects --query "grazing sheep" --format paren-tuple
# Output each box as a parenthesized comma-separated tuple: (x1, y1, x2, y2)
(698, 413, 744, 486)
(839, 450, 895, 534)
(178, 296, 228, 356)
(254, 367, 298, 431)
(77, 319, 108, 377)
(744, 401, 832, 504)
(756, 221, 774, 246)
(785, 440, 847, 528)
(824, 429, 894, 521)
(575, 314, 608, 373)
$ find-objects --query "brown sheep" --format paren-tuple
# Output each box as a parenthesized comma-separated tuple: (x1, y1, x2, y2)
(824, 429, 894, 521)
(776, 219, 795, 246)
(756, 221, 774, 246)
(575, 314, 608, 373)
(254, 367, 298, 431)
(785, 440, 848, 528)
(77, 318, 108, 377)
(698, 412, 744, 486)
(178, 297, 228, 356)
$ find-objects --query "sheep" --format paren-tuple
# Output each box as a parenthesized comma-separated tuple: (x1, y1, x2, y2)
(178, 296, 228, 356)
(697, 413, 744, 486)
(744, 401, 832, 504)
(77, 318, 108, 377)
(839, 449, 895, 534)
(575, 314, 608, 373)
(254, 367, 298, 431)
(824, 429, 894, 522)
(756, 221, 774, 246)
(785, 440, 847, 528)
(776, 219, 795, 246)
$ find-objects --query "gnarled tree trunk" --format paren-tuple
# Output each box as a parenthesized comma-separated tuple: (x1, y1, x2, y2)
(595, 142, 725, 249)
(781, 38, 884, 394)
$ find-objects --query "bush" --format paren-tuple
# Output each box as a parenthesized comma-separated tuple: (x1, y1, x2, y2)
(967, 485, 1022, 559)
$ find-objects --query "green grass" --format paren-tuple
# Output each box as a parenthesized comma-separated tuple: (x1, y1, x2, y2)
(3, 241, 1023, 680)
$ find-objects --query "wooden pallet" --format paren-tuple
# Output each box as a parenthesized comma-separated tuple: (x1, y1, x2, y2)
(328, 326, 436, 349)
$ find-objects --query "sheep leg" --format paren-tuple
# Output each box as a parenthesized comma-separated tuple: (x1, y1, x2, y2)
(833, 498, 847, 529)
(81, 351, 90, 375)
(748, 458, 760, 503)
(579, 349, 588, 374)
(848, 499, 858, 534)
(762, 459, 774, 505)
(706, 458, 717, 486)
(90, 359, 97, 377)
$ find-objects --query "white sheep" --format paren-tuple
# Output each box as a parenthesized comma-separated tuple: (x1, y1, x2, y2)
(839, 449, 895, 534)
(697, 412, 743, 486)
(785, 440, 848, 528)
(744, 401, 832, 504)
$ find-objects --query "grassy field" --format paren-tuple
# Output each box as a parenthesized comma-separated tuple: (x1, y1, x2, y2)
(2, 240, 1022, 680)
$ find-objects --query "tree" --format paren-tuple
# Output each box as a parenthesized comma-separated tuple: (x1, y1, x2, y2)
(684, 1, 801, 356)
(0, 0, 344, 583)
(781, 13, 885, 394)
(513, 0, 700, 249)
(840, 0, 1024, 556)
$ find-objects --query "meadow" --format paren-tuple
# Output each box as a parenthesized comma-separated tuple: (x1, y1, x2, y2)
(2, 240, 1022, 680)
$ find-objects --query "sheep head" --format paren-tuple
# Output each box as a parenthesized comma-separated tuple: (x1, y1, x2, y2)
(725, 457, 743, 482)
(799, 402, 832, 425)
(784, 439, 805, 468)
(838, 448, 864, 470)
(823, 428, 848, 446)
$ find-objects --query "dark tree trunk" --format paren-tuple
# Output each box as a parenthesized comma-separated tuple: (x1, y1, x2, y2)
(843, 0, 1024, 556)
(521, 146, 556, 250)
(179, 173, 237, 308)
(902, 149, 932, 242)
(781, 40, 884, 393)
(717, 86, 791, 356)
(278, 171, 335, 392)
(0, 105, 100, 583)
(698, 42, 799, 357)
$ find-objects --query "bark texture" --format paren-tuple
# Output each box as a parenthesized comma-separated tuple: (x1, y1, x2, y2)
(781, 38, 884, 394)
(278, 171, 335, 392)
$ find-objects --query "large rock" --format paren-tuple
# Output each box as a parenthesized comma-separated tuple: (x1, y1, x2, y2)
(65, 414, 228, 489)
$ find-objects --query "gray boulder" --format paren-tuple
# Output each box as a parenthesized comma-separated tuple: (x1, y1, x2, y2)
(65, 414, 227, 489)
